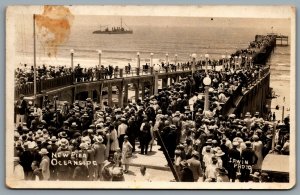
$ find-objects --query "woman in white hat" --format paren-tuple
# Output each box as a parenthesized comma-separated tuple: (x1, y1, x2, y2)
(39, 148, 50, 180)
(121, 135, 133, 173)
(252, 134, 263, 172)
(215, 149, 225, 169)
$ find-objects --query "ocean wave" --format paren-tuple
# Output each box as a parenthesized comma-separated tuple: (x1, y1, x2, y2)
(270, 67, 290, 71)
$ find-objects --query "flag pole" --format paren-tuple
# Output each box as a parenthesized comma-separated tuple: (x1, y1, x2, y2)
(33, 14, 37, 101)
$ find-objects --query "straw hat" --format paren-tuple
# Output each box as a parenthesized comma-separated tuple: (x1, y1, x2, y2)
(216, 167, 228, 175)
(192, 151, 200, 158)
(94, 136, 103, 144)
(48, 136, 56, 143)
(245, 112, 251, 117)
(14, 157, 20, 162)
(174, 111, 180, 116)
(206, 139, 213, 144)
(79, 143, 88, 150)
(252, 135, 259, 141)
(39, 148, 49, 155)
(103, 160, 111, 167)
(215, 150, 225, 157)
(60, 138, 69, 147)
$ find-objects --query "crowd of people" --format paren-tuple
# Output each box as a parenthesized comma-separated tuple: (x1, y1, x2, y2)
(13, 63, 289, 183)
(13, 35, 289, 182)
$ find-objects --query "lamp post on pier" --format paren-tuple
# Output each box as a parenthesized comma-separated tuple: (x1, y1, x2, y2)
(174, 54, 178, 67)
(97, 50, 102, 67)
(166, 53, 169, 65)
(205, 54, 209, 75)
(234, 56, 238, 70)
(227, 55, 231, 69)
(238, 55, 242, 69)
(137, 52, 140, 75)
(249, 56, 253, 68)
(191, 53, 197, 74)
(203, 76, 212, 112)
(150, 53, 154, 67)
(70, 49, 75, 85)
(153, 63, 160, 95)
(221, 55, 226, 70)
(70, 49, 74, 70)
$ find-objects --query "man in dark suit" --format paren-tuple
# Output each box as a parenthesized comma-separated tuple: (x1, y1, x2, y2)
(180, 160, 194, 182)
(227, 141, 240, 182)
(240, 141, 258, 182)
(187, 151, 202, 182)
(16, 94, 27, 127)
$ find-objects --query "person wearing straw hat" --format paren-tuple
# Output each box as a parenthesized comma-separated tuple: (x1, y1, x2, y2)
(252, 134, 263, 172)
(204, 156, 218, 182)
(117, 118, 128, 150)
(187, 151, 202, 182)
(121, 135, 133, 173)
(179, 160, 194, 182)
(244, 112, 253, 130)
(15, 94, 27, 127)
(13, 157, 25, 181)
(215, 149, 225, 169)
(56, 138, 72, 180)
(216, 167, 229, 182)
(39, 148, 50, 180)
(101, 160, 113, 181)
(93, 136, 106, 181)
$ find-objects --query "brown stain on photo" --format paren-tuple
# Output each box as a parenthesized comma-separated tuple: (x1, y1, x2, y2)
(36, 5, 74, 57)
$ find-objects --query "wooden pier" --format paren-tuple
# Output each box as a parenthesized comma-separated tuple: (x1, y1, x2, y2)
(15, 34, 278, 117)
(276, 35, 289, 46)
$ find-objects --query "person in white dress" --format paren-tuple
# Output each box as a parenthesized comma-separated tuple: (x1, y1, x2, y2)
(121, 136, 133, 173)
(252, 135, 263, 171)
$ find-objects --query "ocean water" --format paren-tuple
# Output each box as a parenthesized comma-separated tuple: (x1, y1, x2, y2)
(267, 45, 291, 119)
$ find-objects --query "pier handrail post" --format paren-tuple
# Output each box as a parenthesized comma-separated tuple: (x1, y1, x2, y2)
(97, 50, 102, 67)
(174, 54, 178, 69)
(249, 56, 253, 68)
(153, 64, 160, 95)
(205, 54, 209, 75)
(150, 53, 154, 68)
(119, 69, 123, 78)
(191, 53, 197, 75)
(203, 76, 212, 112)
(227, 55, 231, 69)
(154, 130, 180, 182)
(137, 52, 140, 74)
(150, 67, 153, 75)
(221, 55, 226, 71)
(70, 49, 75, 84)
(234, 56, 238, 70)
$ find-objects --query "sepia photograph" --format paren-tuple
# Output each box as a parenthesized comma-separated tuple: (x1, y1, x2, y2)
(6, 5, 295, 189)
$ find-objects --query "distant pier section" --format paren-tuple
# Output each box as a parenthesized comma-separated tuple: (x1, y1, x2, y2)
(256, 33, 289, 46)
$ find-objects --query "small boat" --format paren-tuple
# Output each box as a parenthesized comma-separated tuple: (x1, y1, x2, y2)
(93, 18, 133, 34)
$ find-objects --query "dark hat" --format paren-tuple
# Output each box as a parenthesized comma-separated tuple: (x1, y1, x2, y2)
(192, 151, 200, 158)
(180, 160, 188, 167)
(245, 141, 252, 148)
(59, 131, 68, 138)
(216, 167, 228, 175)
(206, 139, 213, 144)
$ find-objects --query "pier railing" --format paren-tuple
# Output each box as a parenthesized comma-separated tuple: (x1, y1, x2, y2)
(14, 66, 191, 97)
(220, 66, 270, 116)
